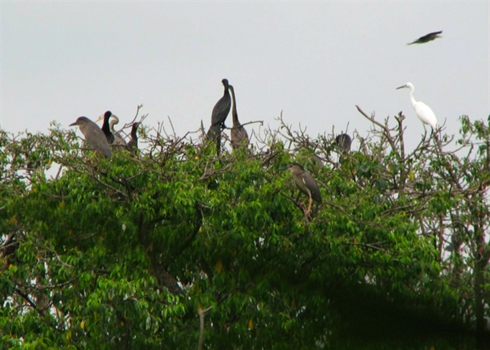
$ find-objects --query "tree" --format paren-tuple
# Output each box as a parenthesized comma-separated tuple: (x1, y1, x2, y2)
(0, 110, 488, 349)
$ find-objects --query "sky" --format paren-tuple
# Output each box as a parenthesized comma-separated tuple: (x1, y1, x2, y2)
(1, 2, 489, 152)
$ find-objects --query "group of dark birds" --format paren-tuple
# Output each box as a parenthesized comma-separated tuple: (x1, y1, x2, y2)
(69, 30, 440, 217)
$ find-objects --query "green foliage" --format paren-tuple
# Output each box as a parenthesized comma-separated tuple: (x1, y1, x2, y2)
(0, 114, 489, 349)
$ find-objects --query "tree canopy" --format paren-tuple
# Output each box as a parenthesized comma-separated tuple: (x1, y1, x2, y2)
(0, 109, 489, 349)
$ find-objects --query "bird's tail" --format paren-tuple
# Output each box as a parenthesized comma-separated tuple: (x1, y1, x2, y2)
(206, 124, 222, 156)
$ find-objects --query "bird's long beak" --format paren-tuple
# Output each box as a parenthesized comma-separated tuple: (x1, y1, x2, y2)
(69, 121, 78, 126)
(396, 85, 406, 90)
(279, 166, 288, 171)
(96, 113, 117, 123)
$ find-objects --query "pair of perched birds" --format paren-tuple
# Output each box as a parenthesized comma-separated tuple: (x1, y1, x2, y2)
(206, 79, 249, 154)
(70, 111, 140, 158)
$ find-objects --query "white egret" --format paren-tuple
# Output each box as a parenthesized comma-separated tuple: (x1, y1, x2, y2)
(396, 82, 438, 130)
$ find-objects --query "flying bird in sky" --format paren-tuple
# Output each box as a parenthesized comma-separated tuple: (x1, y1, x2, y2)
(407, 31, 442, 45)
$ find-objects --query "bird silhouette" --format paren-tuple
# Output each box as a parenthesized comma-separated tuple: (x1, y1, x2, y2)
(407, 31, 442, 45)
(229, 85, 249, 149)
(206, 79, 231, 155)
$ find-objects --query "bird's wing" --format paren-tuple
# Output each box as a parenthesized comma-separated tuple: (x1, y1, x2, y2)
(303, 173, 322, 203)
(414, 102, 438, 129)
(211, 94, 232, 126)
(113, 133, 127, 146)
(231, 126, 249, 149)
(408, 31, 443, 45)
(84, 125, 112, 157)
(206, 124, 221, 141)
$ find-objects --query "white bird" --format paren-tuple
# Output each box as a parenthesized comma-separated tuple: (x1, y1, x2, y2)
(396, 82, 438, 130)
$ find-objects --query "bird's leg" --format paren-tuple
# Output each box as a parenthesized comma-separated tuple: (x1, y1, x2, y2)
(304, 197, 313, 216)
(299, 200, 306, 208)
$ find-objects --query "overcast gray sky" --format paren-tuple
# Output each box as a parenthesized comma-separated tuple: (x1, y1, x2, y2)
(2, 2, 489, 150)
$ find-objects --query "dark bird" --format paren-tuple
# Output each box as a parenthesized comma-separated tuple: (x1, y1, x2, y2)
(206, 79, 232, 155)
(96, 112, 126, 146)
(206, 124, 222, 153)
(228, 85, 249, 149)
(127, 122, 140, 154)
(210, 79, 231, 128)
(97, 111, 115, 144)
(336, 133, 352, 152)
(282, 162, 322, 216)
(69, 116, 112, 158)
(407, 31, 442, 45)
(336, 133, 352, 163)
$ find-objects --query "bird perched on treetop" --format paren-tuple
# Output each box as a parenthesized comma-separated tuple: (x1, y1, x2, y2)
(210, 79, 231, 129)
(397, 82, 438, 130)
(407, 31, 442, 45)
(228, 85, 249, 149)
(206, 79, 232, 155)
(282, 162, 322, 216)
(96, 111, 126, 146)
(69, 116, 112, 158)
(127, 122, 140, 154)
(335, 133, 352, 162)
(336, 134, 352, 152)
(97, 111, 116, 144)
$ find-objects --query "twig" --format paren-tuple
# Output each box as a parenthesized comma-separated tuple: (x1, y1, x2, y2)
(15, 287, 45, 317)
(224, 120, 264, 130)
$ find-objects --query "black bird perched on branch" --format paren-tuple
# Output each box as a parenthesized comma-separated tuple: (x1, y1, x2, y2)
(282, 162, 322, 216)
(96, 112, 126, 146)
(206, 79, 232, 155)
(407, 31, 442, 45)
(127, 122, 140, 154)
(335, 133, 352, 162)
(98, 111, 115, 144)
(229, 85, 249, 149)
(69, 116, 112, 158)
(336, 133, 352, 152)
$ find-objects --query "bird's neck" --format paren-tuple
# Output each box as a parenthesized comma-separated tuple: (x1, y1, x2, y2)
(109, 117, 119, 131)
(409, 89, 417, 107)
(230, 89, 239, 125)
(232, 110, 239, 126)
